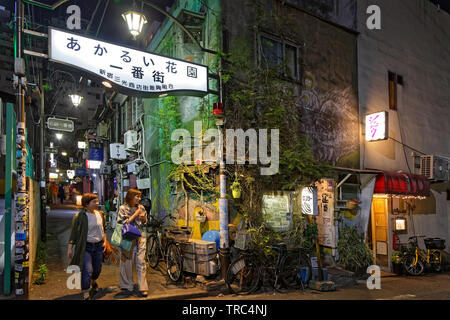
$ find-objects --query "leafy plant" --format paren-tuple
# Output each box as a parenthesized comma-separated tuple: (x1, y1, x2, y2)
(338, 225, 373, 274)
(391, 250, 405, 264)
(33, 264, 48, 285)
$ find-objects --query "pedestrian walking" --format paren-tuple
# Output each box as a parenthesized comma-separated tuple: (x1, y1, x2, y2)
(64, 183, 70, 201)
(116, 188, 148, 298)
(50, 182, 58, 204)
(67, 193, 107, 300)
(58, 183, 65, 204)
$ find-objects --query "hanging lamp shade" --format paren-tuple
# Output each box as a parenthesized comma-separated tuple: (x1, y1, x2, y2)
(69, 94, 83, 107)
(122, 10, 147, 38)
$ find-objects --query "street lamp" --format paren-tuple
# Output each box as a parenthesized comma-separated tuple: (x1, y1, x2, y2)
(56, 133, 63, 140)
(122, 10, 147, 39)
(69, 94, 83, 107)
(61, 151, 67, 156)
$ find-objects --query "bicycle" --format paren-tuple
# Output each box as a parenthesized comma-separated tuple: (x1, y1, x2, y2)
(145, 213, 184, 282)
(403, 235, 445, 276)
(226, 242, 312, 295)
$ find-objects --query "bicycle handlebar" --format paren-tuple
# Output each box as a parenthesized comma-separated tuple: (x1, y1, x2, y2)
(408, 235, 425, 240)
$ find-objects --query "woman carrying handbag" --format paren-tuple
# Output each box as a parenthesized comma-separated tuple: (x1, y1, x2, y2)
(116, 188, 149, 298)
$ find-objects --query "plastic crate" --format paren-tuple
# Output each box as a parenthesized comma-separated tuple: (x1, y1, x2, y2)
(424, 238, 445, 250)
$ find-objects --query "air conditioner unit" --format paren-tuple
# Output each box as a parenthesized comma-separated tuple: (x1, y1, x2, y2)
(124, 130, 138, 152)
(419, 155, 450, 181)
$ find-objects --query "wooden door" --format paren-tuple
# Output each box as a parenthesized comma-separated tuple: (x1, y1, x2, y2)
(371, 197, 389, 269)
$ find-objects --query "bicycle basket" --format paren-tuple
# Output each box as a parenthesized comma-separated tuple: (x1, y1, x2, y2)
(234, 230, 253, 250)
(424, 238, 445, 250)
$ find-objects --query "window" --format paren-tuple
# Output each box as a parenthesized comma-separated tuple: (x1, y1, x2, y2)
(388, 71, 403, 110)
(260, 35, 299, 80)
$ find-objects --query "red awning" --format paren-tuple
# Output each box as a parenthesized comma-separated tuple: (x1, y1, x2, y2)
(373, 171, 430, 197)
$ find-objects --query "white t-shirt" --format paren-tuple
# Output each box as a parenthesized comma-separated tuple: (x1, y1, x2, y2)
(87, 211, 105, 243)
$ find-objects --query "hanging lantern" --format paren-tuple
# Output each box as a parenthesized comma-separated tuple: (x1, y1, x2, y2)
(122, 10, 147, 39)
(213, 102, 224, 117)
(69, 94, 83, 107)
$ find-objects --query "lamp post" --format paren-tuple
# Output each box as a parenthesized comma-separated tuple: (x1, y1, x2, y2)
(69, 94, 83, 107)
(122, 10, 148, 39)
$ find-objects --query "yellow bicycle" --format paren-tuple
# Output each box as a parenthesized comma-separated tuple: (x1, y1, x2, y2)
(403, 235, 445, 276)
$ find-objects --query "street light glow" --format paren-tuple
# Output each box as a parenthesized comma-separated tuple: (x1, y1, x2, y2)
(122, 10, 147, 38)
(61, 151, 67, 156)
(102, 80, 112, 88)
(69, 94, 83, 107)
(56, 133, 63, 140)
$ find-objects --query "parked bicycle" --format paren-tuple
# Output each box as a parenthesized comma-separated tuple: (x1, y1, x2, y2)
(145, 213, 184, 282)
(225, 224, 312, 295)
(403, 235, 445, 276)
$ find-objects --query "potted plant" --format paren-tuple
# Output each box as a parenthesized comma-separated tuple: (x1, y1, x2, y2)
(230, 173, 242, 199)
(391, 250, 404, 274)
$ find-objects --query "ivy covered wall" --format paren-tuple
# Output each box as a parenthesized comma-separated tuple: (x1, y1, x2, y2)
(142, 0, 222, 239)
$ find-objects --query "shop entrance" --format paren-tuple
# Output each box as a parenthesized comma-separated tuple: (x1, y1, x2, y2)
(371, 196, 389, 269)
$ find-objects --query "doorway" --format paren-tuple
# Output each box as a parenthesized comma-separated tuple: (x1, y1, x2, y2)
(371, 196, 389, 270)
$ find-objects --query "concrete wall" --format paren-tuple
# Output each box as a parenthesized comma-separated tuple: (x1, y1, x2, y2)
(223, 0, 360, 167)
(357, 0, 450, 251)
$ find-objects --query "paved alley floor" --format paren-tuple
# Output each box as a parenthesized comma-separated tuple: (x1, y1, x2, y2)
(29, 204, 207, 300)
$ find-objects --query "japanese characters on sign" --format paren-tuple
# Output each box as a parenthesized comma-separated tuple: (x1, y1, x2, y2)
(365, 111, 388, 141)
(47, 117, 74, 132)
(49, 28, 208, 96)
(301, 187, 318, 216)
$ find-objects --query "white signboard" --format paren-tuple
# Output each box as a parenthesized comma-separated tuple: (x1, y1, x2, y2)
(301, 187, 318, 216)
(365, 111, 388, 141)
(66, 170, 75, 179)
(47, 117, 74, 132)
(49, 28, 208, 96)
(262, 194, 292, 231)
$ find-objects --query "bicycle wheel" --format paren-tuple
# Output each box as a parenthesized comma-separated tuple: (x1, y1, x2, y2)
(146, 235, 159, 269)
(403, 255, 424, 276)
(166, 243, 183, 282)
(226, 256, 261, 295)
(280, 252, 312, 289)
(429, 251, 442, 273)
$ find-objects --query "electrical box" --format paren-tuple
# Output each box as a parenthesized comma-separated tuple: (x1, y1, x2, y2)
(420, 155, 449, 181)
(136, 178, 151, 190)
(124, 130, 138, 152)
(100, 165, 111, 175)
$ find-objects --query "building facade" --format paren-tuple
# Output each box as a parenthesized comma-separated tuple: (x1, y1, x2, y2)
(357, 0, 450, 270)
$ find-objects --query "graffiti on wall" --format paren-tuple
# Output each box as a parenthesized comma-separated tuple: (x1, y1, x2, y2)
(297, 72, 359, 167)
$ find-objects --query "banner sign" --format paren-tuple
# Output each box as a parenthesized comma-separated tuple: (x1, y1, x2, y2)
(75, 168, 87, 177)
(88, 148, 104, 162)
(49, 27, 208, 97)
(47, 117, 74, 132)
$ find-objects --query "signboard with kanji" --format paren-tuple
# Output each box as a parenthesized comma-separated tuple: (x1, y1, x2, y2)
(47, 117, 74, 132)
(48, 27, 208, 97)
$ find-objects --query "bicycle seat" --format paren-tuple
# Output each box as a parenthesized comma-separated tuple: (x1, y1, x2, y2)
(270, 243, 287, 252)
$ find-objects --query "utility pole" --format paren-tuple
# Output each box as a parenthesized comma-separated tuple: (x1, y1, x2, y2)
(217, 69, 230, 280)
(14, 0, 30, 299)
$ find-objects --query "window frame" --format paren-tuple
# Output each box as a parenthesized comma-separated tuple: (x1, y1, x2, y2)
(258, 33, 301, 81)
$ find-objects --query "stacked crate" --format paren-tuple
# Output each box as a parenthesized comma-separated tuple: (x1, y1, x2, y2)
(180, 239, 218, 276)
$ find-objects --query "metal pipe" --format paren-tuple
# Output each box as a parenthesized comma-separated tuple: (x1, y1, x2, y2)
(39, 71, 46, 242)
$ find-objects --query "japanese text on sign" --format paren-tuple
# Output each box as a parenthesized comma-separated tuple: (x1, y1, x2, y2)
(49, 28, 208, 95)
